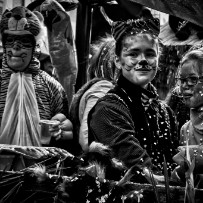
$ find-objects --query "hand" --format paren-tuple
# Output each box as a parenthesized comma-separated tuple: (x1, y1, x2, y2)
(171, 166, 182, 183)
(142, 167, 165, 185)
(50, 113, 73, 141)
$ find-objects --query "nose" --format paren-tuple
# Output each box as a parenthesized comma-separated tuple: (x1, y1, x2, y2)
(181, 82, 188, 89)
(12, 41, 22, 51)
(139, 59, 148, 66)
(13, 14, 21, 21)
(138, 53, 148, 65)
(137, 53, 147, 61)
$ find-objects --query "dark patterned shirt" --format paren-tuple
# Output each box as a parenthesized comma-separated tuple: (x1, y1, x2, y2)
(88, 75, 178, 174)
(0, 59, 69, 124)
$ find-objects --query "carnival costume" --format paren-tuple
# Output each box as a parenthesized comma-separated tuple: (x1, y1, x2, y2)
(88, 75, 178, 173)
(0, 6, 69, 146)
(88, 17, 178, 176)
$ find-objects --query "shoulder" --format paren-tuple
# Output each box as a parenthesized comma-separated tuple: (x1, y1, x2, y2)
(93, 80, 114, 88)
(91, 92, 130, 116)
(37, 70, 65, 91)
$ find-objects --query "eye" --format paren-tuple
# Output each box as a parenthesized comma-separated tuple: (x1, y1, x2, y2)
(189, 76, 199, 83)
(5, 11, 12, 18)
(6, 36, 14, 43)
(146, 51, 157, 58)
(129, 52, 138, 58)
(26, 12, 32, 18)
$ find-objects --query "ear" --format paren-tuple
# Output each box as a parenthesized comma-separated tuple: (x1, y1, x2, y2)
(114, 55, 122, 70)
(33, 11, 44, 23)
(32, 11, 47, 44)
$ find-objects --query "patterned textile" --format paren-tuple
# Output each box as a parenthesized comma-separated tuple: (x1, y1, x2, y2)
(0, 50, 69, 144)
(70, 78, 103, 141)
(88, 75, 178, 174)
(180, 108, 203, 146)
(0, 72, 41, 146)
(0, 6, 42, 38)
(78, 80, 114, 152)
(88, 37, 118, 82)
(0, 70, 69, 123)
(111, 18, 160, 42)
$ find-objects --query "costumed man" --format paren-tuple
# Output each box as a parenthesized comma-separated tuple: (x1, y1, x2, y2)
(0, 6, 73, 149)
(88, 17, 179, 183)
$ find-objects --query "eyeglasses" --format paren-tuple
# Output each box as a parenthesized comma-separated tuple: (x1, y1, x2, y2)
(4, 34, 35, 49)
(176, 76, 203, 86)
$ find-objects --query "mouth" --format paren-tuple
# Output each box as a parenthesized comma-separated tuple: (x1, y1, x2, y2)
(182, 93, 193, 98)
(136, 68, 151, 72)
(7, 51, 27, 57)
(9, 56, 24, 61)
(134, 64, 154, 71)
(8, 53, 27, 61)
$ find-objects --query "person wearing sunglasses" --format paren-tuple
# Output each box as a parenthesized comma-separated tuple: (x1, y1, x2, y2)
(0, 6, 73, 150)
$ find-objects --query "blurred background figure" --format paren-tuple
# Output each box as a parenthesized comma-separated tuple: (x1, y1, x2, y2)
(40, 55, 59, 81)
(0, 6, 73, 150)
(27, 0, 78, 106)
(70, 35, 119, 152)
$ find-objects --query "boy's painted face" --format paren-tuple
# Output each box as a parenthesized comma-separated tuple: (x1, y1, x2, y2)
(5, 34, 35, 72)
(179, 60, 203, 109)
(118, 34, 159, 88)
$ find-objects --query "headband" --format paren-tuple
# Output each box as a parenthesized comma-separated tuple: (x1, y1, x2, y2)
(111, 18, 160, 42)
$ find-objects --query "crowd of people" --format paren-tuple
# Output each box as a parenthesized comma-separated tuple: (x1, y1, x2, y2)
(1, 1, 203, 188)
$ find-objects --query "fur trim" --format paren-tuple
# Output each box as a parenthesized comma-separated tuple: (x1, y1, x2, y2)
(89, 141, 111, 156)
(0, 6, 46, 45)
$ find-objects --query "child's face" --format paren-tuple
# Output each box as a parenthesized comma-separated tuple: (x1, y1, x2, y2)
(179, 60, 203, 109)
(117, 34, 159, 89)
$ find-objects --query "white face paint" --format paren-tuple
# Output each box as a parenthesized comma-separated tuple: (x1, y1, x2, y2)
(118, 34, 159, 89)
(5, 34, 34, 72)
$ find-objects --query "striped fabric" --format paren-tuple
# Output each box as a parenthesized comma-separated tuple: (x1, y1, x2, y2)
(0, 6, 41, 37)
(112, 18, 160, 42)
(141, 92, 151, 111)
(0, 50, 69, 126)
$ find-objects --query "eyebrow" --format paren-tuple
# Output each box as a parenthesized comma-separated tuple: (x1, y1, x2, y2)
(123, 48, 156, 53)
(179, 73, 198, 77)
